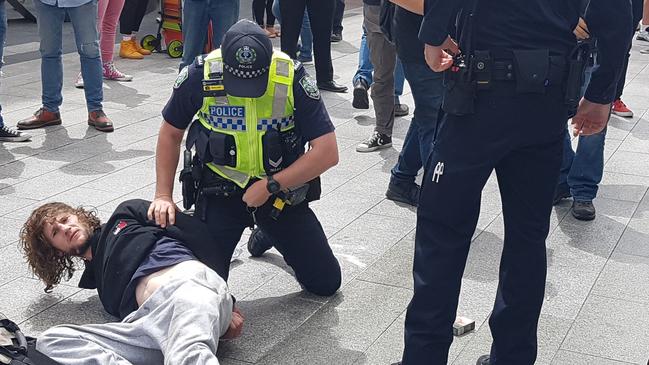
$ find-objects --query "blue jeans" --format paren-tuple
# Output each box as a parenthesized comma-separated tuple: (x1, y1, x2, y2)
(353, 26, 405, 98)
(180, 0, 240, 70)
(0, 0, 6, 127)
(557, 66, 604, 202)
(272, 0, 312, 60)
(391, 62, 443, 183)
(34, 0, 103, 112)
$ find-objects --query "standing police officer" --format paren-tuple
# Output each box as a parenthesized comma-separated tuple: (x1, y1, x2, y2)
(149, 19, 342, 297)
(398, 0, 633, 364)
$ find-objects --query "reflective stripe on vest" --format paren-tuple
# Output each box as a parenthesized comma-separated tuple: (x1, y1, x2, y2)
(196, 49, 295, 188)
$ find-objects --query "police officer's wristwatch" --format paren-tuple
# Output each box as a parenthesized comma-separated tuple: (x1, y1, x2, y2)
(266, 175, 281, 194)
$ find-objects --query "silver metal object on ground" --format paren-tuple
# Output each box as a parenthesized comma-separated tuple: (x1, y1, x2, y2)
(453, 316, 476, 336)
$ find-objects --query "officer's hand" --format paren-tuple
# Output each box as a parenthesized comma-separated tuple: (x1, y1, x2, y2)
(424, 36, 459, 72)
(222, 307, 245, 339)
(242, 179, 271, 208)
(573, 17, 590, 40)
(147, 196, 178, 228)
(571, 98, 611, 136)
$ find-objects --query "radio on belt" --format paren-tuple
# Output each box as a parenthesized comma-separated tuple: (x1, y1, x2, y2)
(453, 316, 475, 336)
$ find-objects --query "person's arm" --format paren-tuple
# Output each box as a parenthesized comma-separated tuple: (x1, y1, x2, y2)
(418, 0, 466, 47)
(390, 0, 423, 15)
(242, 132, 338, 207)
(242, 67, 339, 208)
(583, 0, 633, 105)
(418, 0, 464, 72)
(148, 64, 203, 226)
(573, 0, 633, 136)
(148, 121, 184, 227)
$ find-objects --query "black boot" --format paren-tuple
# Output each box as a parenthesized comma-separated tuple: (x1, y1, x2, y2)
(571, 200, 596, 221)
(386, 180, 420, 207)
(352, 78, 370, 109)
(247, 227, 275, 257)
(476, 355, 491, 365)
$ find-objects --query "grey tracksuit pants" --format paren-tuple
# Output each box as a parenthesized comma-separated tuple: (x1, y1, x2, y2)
(36, 262, 233, 365)
(364, 3, 396, 136)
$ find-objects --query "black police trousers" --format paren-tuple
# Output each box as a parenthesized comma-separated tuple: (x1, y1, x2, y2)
(402, 83, 569, 365)
(196, 190, 342, 297)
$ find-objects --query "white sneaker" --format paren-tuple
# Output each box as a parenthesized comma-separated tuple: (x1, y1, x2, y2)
(637, 30, 649, 42)
(75, 73, 84, 89)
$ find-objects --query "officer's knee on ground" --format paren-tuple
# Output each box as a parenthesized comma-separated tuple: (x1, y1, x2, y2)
(301, 263, 342, 297)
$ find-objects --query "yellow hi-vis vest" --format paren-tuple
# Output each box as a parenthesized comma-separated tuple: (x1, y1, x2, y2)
(196, 49, 296, 188)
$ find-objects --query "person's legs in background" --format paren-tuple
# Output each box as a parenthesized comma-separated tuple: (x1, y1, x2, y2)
(352, 28, 407, 116)
(352, 26, 372, 109)
(209, 0, 240, 48)
(394, 58, 409, 117)
(77, 0, 131, 88)
(330, 0, 344, 42)
(35, 1, 64, 114)
(298, 10, 313, 63)
(0, 0, 31, 142)
(279, 0, 305, 59)
(252, 0, 265, 27)
(99, 0, 132, 81)
(118, 0, 151, 59)
(68, 1, 114, 132)
(273, 0, 312, 63)
(264, 0, 278, 37)
(180, 0, 209, 70)
(306, 0, 346, 91)
(637, 0, 649, 40)
(356, 3, 396, 153)
(387, 62, 443, 206)
(554, 66, 603, 220)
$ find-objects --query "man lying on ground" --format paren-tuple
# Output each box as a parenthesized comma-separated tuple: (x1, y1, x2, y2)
(19, 198, 243, 365)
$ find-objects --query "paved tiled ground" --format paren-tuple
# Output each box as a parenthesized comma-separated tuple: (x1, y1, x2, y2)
(2, 6, 649, 365)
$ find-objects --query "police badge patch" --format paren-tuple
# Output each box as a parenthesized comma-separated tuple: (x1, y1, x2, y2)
(299, 75, 320, 100)
(174, 66, 189, 89)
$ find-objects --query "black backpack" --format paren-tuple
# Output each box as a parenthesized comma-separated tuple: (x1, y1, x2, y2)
(0, 313, 60, 365)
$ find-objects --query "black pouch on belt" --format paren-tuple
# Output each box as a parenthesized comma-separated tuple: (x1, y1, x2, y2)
(263, 128, 285, 174)
(512, 49, 549, 94)
(442, 55, 476, 116)
(208, 132, 237, 167)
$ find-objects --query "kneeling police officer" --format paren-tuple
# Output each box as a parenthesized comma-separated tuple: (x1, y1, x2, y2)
(149, 20, 342, 296)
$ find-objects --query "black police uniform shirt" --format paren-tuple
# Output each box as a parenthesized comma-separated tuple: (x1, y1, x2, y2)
(162, 59, 335, 147)
(418, 0, 633, 105)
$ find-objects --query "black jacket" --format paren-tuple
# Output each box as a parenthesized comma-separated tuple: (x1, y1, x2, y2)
(78, 199, 229, 319)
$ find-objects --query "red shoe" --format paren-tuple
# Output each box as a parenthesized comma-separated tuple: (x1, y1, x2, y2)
(88, 110, 114, 132)
(17, 107, 62, 130)
(612, 99, 633, 118)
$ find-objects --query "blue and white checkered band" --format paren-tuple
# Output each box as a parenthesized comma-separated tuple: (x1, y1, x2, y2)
(202, 113, 246, 131)
(224, 63, 269, 79)
(257, 116, 294, 131)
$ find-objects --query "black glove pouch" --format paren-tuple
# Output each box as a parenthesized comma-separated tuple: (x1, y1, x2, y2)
(512, 49, 549, 94)
(208, 132, 237, 167)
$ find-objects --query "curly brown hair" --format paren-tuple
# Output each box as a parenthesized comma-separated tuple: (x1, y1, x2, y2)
(19, 203, 101, 293)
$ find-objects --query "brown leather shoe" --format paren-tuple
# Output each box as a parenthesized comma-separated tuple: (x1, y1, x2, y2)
(17, 108, 62, 130)
(88, 110, 114, 132)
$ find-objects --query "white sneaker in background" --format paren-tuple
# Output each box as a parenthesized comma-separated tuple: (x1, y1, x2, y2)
(637, 29, 649, 41)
